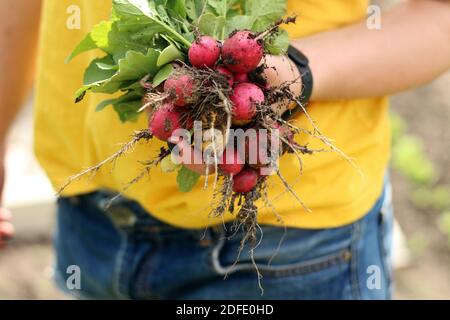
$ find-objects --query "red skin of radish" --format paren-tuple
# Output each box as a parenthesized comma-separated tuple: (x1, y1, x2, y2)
(188, 36, 221, 69)
(148, 103, 183, 141)
(215, 66, 234, 88)
(222, 31, 263, 74)
(231, 83, 265, 125)
(219, 148, 244, 175)
(232, 168, 259, 193)
(164, 74, 195, 107)
(234, 73, 249, 84)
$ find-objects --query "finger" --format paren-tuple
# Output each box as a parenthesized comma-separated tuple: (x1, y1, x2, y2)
(0, 207, 12, 221)
(0, 221, 14, 239)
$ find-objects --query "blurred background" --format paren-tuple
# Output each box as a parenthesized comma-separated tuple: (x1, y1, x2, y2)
(1, 0, 449, 299)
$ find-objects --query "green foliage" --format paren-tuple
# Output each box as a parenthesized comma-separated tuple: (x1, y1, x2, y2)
(264, 29, 289, 55)
(96, 90, 144, 122)
(224, 0, 287, 36)
(407, 232, 429, 256)
(413, 186, 450, 211)
(68, 0, 289, 192)
(392, 134, 436, 186)
(391, 112, 450, 249)
(177, 167, 201, 192)
(198, 13, 226, 39)
(152, 64, 175, 87)
(69, 0, 289, 123)
(438, 212, 450, 247)
(390, 113, 406, 144)
(157, 44, 184, 67)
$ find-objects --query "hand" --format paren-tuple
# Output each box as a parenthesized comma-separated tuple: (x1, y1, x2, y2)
(168, 56, 302, 175)
(0, 149, 14, 249)
(263, 54, 302, 115)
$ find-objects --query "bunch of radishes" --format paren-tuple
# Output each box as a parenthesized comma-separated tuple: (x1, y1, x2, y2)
(147, 30, 293, 195)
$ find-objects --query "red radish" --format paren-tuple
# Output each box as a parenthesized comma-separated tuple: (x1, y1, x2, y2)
(215, 66, 234, 88)
(234, 73, 249, 84)
(222, 31, 263, 73)
(188, 36, 220, 69)
(164, 74, 195, 107)
(219, 148, 244, 175)
(231, 83, 265, 125)
(232, 168, 259, 193)
(149, 103, 183, 141)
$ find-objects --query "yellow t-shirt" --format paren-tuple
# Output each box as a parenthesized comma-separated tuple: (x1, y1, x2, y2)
(34, 0, 390, 229)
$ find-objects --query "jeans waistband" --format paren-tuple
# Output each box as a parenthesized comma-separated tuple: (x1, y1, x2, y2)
(65, 190, 223, 242)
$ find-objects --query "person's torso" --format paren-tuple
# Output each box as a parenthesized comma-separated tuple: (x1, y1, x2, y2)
(34, 0, 390, 229)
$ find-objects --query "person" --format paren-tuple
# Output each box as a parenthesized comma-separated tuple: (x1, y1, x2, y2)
(0, 0, 449, 299)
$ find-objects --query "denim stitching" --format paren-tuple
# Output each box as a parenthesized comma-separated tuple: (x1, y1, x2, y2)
(211, 235, 351, 278)
(257, 250, 351, 278)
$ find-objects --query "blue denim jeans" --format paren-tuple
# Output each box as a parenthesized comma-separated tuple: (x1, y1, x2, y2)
(54, 184, 393, 300)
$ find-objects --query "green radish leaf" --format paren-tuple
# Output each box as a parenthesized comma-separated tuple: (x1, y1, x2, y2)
(224, 15, 256, 36)
(157, 44, 184, 67)
(177, 167, 201, 192)
(113, 0, 192, 48)
(96, 62, 119, 71)
(74, 87, 88, 103)
(96, 98, 118, 112)
(69, 0, 289, 122)
(153, 64, 174, 87)
(166, 0, 187, 18)
(185, 0, 208, 21)
(92, 49, 160, 94)
(66, 35, 97, 64)
(264, 29, 289, 55)
(113, 49, 160, 81)
(77, 49, 158, 101)
(66, 21, 113, 62)
(107, 22, 154, 61)
(207, 0, 227, 17)
(74, 56, 117, 102)
(113, 99, 142, 123)
(95, 90, 142, 118)
(198, 13, 226, 39)
(112, 91, 145, 122)
(243, 0, 286, 31)
(83, 56, 117, 86)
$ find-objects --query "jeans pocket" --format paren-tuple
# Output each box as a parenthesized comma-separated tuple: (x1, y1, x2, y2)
(208, 231, 354, 299)
(212, 225, 353, 279)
